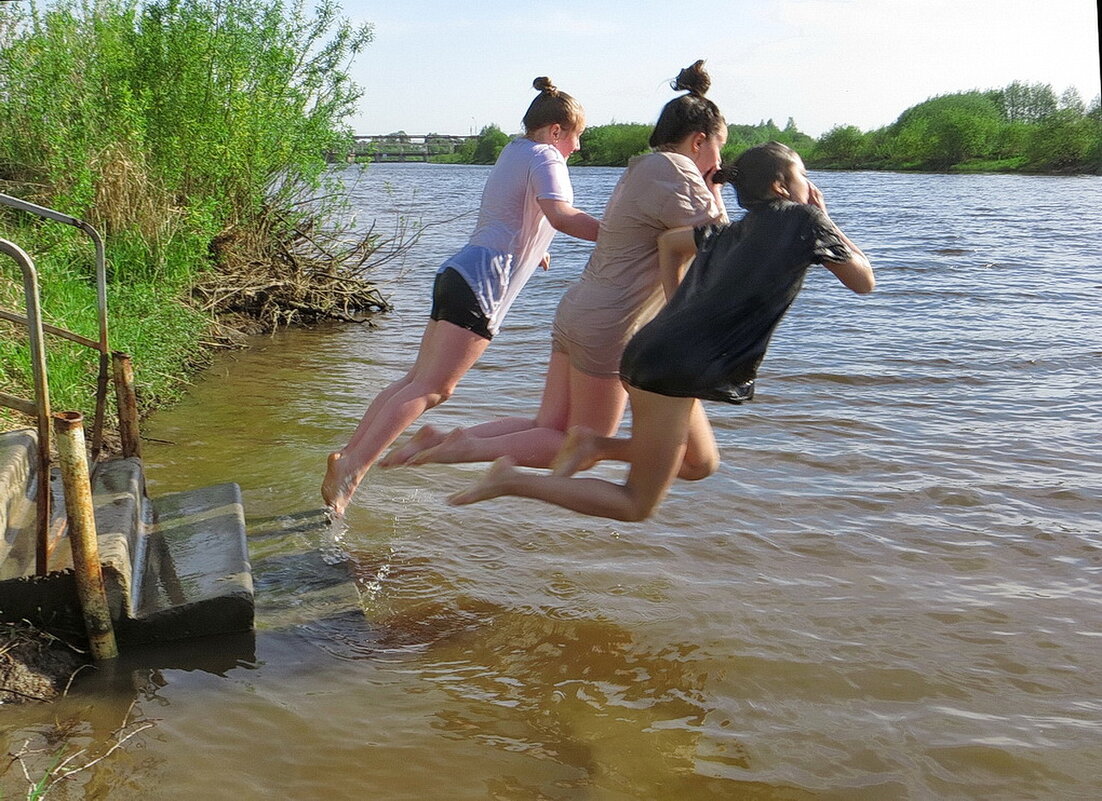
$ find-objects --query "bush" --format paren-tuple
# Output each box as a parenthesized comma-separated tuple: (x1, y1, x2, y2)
(471, 125, 510, 164)
(576, 124, 650, 166)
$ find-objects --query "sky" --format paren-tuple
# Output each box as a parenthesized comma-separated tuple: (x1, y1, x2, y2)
(338, 0, 1101, 139)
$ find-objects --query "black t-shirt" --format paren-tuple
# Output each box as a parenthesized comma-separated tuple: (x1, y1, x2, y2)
(619, 200, 852, 403)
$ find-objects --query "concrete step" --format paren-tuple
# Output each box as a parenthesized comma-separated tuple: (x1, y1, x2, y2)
(0, 429, 36, 568)
(0, 428, 254, 644)
(242, 509, 363, 630)
(126, 481, 253, 644)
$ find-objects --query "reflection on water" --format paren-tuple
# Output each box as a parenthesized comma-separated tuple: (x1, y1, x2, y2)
(2, 166, 1100, 800)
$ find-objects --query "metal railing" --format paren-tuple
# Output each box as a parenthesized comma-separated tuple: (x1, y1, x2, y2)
(0, 193, 112, 457)
(1, 193, 141, 575)
(0, 236, 52, 572)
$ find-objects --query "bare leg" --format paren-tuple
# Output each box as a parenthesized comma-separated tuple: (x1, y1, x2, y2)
(322, 320, 490, 515)
(450, 391, 696, 522)
(413, 353, 627, 468)
(378, 424, 450, 467)
(549, 426, 606, 477)
(550, 399, 716, 480)
(678, 401, 719, 481)
(381, 348, 567, 467)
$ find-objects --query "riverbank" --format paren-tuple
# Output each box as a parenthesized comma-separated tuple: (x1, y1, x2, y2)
(0, 0, 384, 439)
(0, 621, 87, 704)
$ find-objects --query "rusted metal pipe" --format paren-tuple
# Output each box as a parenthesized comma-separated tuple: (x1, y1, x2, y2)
(113, 352, 142, 459)
(52, 412, 118, 662)
(0, 238, 52, 574)
(0, 309, 101, 349)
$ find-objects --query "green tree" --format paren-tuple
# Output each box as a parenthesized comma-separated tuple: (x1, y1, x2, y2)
(576, 123, 650, 166)
(1027, 109, 1099, 171)
(995, 81, 1058, 123)
(0, 0, 373, 257)
(1059, 87, 1086, 115)
(472, 124, 509, 164)
(0, 0, 384, 418)
(811, 125, 866, 168)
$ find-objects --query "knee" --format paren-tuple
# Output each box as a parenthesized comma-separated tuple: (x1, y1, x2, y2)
(618, 493, 661, 523)
(620, 507, 654, 523)
(678, 452, 719, 482)
(431, 384, 455, 406)
(412, 380, 455, 409)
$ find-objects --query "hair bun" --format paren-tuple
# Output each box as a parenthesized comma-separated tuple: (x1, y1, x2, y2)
(712, 164, 738, 184)
(672, 59, 710, 97)
(533, 77, 558, 95)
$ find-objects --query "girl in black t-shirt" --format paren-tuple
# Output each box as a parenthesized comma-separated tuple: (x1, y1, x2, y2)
(449, 142, 875, 522)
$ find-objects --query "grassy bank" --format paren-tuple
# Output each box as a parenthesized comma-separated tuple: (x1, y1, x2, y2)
(1, 0, 391, 435)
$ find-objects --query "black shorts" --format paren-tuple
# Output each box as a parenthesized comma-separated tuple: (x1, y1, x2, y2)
(430, 268, 493, 340)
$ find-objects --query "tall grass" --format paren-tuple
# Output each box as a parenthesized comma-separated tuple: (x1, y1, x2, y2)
(0, 0, 375, 429)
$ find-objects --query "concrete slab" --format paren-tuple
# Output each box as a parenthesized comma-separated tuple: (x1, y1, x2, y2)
(122, 482, 254, 644)
(0, 428, 36, 567)
(1, 441, 255, 645)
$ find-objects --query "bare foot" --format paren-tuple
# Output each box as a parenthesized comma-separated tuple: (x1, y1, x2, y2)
(322, 451, 360, 517)
(550, 426, 601, 477)
(447, 457, 519, 506)
(409, 427, 475, 465)
(380, 424, 448, 468)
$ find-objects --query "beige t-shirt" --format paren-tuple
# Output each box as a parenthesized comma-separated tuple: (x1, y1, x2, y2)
(552, 151, 723, 376)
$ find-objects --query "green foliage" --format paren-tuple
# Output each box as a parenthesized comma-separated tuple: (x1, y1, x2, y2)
(0, 0, 372, 227)
(572, 119, 816, 168)
(575, 124, 651, 166)
(806, 82, 1101, 174)
(812, 125, 868, 169)
(724, 118, 816, 162)
(0, 0, 374, 422)
(471, 124, 510, 164)
(1025, 109, 1101, 171)
(993, 81, 1058, 123)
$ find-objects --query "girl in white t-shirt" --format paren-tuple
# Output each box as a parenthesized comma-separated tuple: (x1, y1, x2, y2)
(323, 79, 599, 516)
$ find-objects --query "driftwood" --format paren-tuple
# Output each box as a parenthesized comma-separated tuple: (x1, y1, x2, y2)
(194, 205, 420, 333)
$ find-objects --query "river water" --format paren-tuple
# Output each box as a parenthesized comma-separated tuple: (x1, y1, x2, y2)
(3, 164, 1100, 800)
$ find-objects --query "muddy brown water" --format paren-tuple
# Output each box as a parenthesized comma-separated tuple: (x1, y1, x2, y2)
(2, 166, 1100, 800)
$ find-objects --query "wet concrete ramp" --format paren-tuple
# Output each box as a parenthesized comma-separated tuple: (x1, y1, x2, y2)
(0, 428, 254, 644)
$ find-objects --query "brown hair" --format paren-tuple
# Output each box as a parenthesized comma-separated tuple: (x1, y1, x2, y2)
(649, 60, 726, 149)
(730, 141, 802, 208)
(522, 77, 585, 134)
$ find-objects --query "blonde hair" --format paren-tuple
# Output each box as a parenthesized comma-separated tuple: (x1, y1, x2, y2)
(522, 77, 585, 134)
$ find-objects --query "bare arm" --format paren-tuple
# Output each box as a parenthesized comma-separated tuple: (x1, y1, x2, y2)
(537, 198, 600, 242)
(808, 182, 875, 294)
(822, 231, 875, 293)
(657, 226, 698, 300)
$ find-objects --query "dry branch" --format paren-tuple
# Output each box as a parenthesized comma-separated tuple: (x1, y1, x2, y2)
(194, 200, 418, 333)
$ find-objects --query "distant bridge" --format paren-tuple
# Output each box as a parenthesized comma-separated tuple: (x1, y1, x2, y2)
(339, 134, 479, 163)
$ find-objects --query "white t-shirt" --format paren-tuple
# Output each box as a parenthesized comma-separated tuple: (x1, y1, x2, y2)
(439, 138, 573, 334)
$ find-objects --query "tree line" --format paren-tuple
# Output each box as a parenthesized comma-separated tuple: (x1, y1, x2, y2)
(439, 81, 1102, 174)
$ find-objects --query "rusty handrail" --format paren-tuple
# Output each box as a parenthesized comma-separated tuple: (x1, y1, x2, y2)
(0, 193, 111, 457)
(0, 237, 52, 574)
